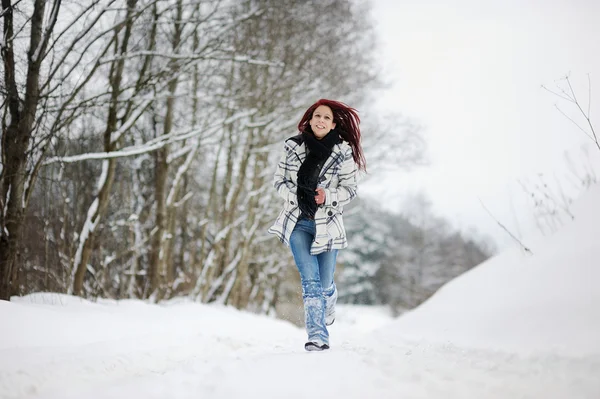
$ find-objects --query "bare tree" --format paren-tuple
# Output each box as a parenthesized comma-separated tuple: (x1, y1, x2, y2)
(69, 0, 147, 296)
(4, 0, 402, 315)
(1, 0, 62, 300)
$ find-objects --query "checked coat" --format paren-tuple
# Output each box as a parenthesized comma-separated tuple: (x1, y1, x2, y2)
(267, 134, 358, 255)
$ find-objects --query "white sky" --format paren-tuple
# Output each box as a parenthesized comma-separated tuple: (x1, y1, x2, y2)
(365, 0, 600, 249)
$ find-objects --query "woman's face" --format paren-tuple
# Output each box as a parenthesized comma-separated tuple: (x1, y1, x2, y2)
(309, 105, 336, 139)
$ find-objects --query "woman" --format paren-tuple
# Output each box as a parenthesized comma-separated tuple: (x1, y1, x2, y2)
(268, 99, 366, 351)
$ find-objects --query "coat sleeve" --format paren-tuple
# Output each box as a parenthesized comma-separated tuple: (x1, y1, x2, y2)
(324, 145, 358, 209)
(273, 143, 298, 205)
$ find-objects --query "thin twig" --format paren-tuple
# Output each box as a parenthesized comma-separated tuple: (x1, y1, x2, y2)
(541, 84, 572, 103)
(554, 104, 595, 141)
(545, 75, 599, 152)
(478, 198, 533, 254)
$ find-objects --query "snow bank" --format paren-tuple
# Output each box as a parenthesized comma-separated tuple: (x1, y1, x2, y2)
(1, 293, 301, 350)
(0, 294, 308, 399)
(334, 304, 394, 334)
(374, 184, 600, 357)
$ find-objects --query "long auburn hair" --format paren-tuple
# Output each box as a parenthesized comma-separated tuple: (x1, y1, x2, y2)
(297, 99, 366, 171)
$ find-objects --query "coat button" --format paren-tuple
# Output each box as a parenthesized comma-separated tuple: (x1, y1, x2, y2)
(327, 211, 333, 216)
(332, 201, 337, 206)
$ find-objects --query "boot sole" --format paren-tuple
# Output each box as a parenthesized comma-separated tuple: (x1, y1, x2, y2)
(305, 342, 330, 351)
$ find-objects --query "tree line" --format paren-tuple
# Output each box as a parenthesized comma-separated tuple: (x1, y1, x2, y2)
(0, 0, 389, 308)
(338, 194, 493, 314)
(1, 0, 486, 314)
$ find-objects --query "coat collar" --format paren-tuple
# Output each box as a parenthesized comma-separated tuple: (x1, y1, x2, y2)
(285, 135, 346, 178)
(285, 134, 345, 160)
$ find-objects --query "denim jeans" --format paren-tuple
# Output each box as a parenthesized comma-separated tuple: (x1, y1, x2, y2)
(290, 218, 338, 346)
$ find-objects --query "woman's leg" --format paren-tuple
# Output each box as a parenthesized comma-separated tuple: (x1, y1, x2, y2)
(289, 219, 328, 346)
(317, 249, 338, 325)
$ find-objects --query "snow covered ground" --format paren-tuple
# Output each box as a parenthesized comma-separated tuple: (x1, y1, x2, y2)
(2, 186, 600, 398)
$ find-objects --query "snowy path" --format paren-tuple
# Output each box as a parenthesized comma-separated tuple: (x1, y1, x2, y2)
(2, 308, 599, 399)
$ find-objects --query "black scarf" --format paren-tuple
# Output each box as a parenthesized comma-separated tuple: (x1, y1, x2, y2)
(297, 129, 341, 219)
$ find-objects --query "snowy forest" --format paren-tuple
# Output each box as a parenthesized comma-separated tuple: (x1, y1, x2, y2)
(0, 0, 491, 312)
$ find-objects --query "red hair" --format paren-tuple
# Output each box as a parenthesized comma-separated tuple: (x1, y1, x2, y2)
(297, 99, 366, 171)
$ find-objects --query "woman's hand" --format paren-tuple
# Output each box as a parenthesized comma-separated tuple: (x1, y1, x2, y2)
(315, 187, 326, 205)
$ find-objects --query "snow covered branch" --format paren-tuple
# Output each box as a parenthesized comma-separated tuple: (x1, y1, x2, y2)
(43, 109, 257, 165)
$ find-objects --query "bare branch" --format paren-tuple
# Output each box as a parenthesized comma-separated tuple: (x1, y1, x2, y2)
(541, 84, 572, 103)
(545, 74, 599, 152)
(478, 198, 532, 254)
(554, 104, 595, 141)
(43, 108, 256, 164)
(99, 51, 284, 67)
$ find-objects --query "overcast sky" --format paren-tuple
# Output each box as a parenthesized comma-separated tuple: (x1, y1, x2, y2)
(364, 0, 600, 250)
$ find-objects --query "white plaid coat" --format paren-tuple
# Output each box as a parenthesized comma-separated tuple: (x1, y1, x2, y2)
(267, 134, 358, 255)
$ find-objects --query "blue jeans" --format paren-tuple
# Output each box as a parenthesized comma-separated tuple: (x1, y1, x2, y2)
(290, 218, 338, 346)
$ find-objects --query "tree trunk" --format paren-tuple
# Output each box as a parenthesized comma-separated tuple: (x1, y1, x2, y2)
(70, 159, 118, 295)
(70, 0, 138, 295)
(148, 0, 184, 300)
(0, 0, 60, 300)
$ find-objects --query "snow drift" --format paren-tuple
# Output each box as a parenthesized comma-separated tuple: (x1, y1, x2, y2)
(374, 184, 600, 357)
